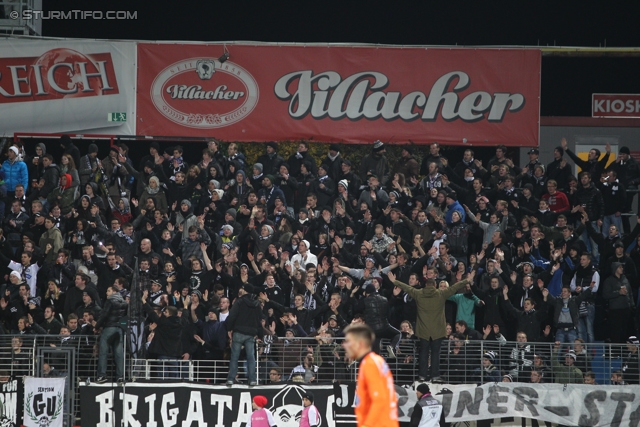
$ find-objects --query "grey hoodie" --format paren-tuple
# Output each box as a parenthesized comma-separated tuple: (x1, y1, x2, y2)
(603, 265, 634, 310)
(119, 197, 130, 213)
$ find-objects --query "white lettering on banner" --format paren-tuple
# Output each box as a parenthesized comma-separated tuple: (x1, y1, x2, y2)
(274, 70, 525, 123)
(0, 391, 17, 424)
(121, 393, 141, 427)
(78, 61, 114, 91)
(594, 99, 640, 113)
(7, 65, 31, 96)
(23, 377, 65, 427)
(611, 100, 624, 113)
(324, 394, 335, 427)
(161, 393, 178, 427)
(592, 94, 640, 117)
(430, 383, 640, 426)
(145, 394, 157, 427)
(166, 84, 245, 101)
(82, 383, 334, 427)
(96, 391, 114, 427)
(182, 392, 207, 427)
(0, 379, 19, 425)
(231, 392, 253, 427)
(210, 394, 232, 427)
(0, 59, 113, 98)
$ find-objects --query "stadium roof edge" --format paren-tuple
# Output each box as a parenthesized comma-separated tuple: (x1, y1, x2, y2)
(1, 35, 640, 54)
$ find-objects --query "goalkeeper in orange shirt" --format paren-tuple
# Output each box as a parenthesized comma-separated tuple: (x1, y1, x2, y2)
(343, 323, 399, 427)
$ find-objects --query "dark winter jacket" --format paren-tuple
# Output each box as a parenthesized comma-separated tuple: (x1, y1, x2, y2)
(597, 178, 626, 215)
(95, 292, 128, 329)
(257, 185, 287, 210)
(275, 174, 298, 208)
(603, 273, 634, 311)
(256, 152, 284, 176)
(391, 155, 419, 180)
(361, 293, 391, 332)
(444, 222, 470, 257)
(609, 156, 640, 187)
(502, 298, 548, 341)
(225, 293, 264, 339)
(572, 183, 605, 221)
(63, 283, 102, 320)
(195, 319, 227, 350)
(565, 149, 610, 179)
(547, 288, 592, 329)
(309, 176, 335, 209)
(472, 286, 507, 328)
(40, 163, 60, 195)
(546, 159, 572, 190)
(360, 153, 389, 183)
(287, 151, 318, 177)
(144, 302, 183, 357)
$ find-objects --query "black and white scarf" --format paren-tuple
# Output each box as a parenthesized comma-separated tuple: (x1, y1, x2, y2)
(116, 228, 134, 245)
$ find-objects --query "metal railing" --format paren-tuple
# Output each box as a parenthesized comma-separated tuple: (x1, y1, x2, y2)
(2, 333, 638, 424)
(380, 338, 419, 384)
(256, 337, 358, 383)
(129, 358, 236, 383)
(0, 334, 99, 425)
(427, 339, 636, 386)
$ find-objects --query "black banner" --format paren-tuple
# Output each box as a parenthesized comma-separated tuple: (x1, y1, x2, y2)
(0, 378, 23, 427)
(80, 382, 335, 427)
(128, 259, 146, 359)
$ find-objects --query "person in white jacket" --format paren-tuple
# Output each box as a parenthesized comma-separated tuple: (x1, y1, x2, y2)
(0, 250, 41, 297)
(291, 240, 318, 270)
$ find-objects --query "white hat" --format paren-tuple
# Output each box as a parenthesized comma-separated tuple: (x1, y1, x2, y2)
(9, 146, 19, 156)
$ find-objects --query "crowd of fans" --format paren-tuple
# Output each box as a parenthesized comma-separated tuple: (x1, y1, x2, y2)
(0, 135, 639, 386)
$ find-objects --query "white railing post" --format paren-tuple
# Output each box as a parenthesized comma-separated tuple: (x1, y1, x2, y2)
(255, 344, 259, 384)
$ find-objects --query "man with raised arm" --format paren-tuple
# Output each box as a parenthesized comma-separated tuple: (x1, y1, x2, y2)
(388, 269, 474, 382)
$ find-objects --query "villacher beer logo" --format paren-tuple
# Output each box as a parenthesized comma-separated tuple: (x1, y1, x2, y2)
(274, 70, 526, 123)
(150, 57, 259, 128)
(0, 48, 119, 103)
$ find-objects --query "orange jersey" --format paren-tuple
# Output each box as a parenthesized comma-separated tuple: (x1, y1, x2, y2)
(354, 352, 399, 427)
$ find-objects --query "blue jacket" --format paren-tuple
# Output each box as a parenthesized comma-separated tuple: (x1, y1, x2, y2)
(258, 185, 287, 210)
(1, 159, 27, 191)
(196, 319, 227, 350)
(445, 200, 466, 224)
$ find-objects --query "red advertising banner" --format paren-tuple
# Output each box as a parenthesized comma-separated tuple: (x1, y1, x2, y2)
(136, 44, 541, 145)
(592, 93, 640, 118)
(0, 39, 137, 135)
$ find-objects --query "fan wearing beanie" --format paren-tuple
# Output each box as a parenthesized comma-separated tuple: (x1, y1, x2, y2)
(300, 392, 320, 427)
(248, 395, 276, 427)
(409, 383, 445, 427)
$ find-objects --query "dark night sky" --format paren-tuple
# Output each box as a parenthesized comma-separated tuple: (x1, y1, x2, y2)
(42, 0, 640, 117)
